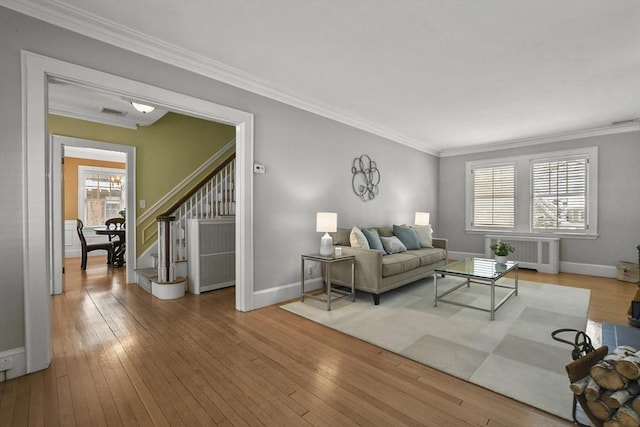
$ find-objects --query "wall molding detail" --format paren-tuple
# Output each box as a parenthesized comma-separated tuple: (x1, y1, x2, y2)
(136, 138, 235, 225)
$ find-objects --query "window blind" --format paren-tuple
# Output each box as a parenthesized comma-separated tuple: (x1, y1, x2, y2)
(532, 157, 587, 230)
(472, 164, 515, 227)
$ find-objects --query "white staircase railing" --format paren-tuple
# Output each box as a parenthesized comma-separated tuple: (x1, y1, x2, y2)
(163, 156, 235, 262)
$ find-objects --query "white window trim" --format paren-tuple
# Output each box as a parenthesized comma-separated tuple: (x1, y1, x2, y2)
(77, 165, 126, 228)
(465, 146, 598, 239)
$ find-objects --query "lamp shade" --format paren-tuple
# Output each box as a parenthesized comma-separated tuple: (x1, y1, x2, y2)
(316, 212, 337, 233)
(414, 212, 430, 226)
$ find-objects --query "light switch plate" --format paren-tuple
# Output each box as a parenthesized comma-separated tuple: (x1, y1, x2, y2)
(253, 163, 266, 174)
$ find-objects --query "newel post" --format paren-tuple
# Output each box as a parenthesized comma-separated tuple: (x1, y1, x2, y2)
(156, 215, 176, 283)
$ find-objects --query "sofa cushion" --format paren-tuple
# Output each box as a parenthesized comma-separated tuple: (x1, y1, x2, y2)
(330, 228, 352, 246)
(362, 228, 385, 254)
(409, 247, 447, 267)
(381, 253, 421, 277)
(350, 226, 370, 249)
(393, 224, 421, 250)
(411, 225, 433, 248)
(380, 236, 407, 254)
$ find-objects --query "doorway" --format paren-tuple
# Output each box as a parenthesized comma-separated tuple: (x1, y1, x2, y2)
(50, 136, 133, 295)
(22, 51, 255, 374)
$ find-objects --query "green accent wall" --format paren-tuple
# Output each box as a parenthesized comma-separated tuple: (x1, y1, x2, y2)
(48, 112, 235, 255)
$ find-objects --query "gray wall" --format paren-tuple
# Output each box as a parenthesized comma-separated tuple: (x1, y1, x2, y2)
(0, 8, 438, 352)
(438, 131, 640, 266)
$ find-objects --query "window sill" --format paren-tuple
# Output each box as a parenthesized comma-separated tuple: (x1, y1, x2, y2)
(465, 229, 599, 240)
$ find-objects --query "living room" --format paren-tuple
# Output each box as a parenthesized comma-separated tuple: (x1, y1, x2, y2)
(1, 2, 639, 425)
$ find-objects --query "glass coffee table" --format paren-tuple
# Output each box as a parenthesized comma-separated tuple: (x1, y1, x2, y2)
(434, 257, 518, 320)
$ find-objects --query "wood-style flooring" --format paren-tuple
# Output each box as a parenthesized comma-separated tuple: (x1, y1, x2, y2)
(0, 256, 637, 426)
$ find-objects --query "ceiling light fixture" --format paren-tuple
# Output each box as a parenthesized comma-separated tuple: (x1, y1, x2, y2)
(131, 101, 155, 114)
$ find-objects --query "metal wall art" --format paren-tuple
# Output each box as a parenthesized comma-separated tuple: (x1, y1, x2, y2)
(352, 154, 380, 202)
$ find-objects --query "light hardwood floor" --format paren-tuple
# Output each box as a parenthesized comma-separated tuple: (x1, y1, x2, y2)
(0, 256, 637, 426)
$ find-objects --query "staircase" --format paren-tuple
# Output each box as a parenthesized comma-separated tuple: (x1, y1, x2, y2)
(136, 154, 236, 294)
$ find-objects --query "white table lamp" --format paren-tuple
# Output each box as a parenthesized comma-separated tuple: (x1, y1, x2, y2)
(415, 212, 434, 232)
(316, 212, 337, 256)
(414, 212, 430, 226)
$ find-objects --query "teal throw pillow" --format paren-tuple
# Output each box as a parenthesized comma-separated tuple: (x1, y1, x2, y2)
(393, 224, 421, 250)
(361, 228, 385, 254)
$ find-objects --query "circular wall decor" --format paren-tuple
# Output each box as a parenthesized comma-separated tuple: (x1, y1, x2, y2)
(352, 154, 380, 202)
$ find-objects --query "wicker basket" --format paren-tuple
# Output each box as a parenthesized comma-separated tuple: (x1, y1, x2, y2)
(552, 328, 609, 427)
(565, 346, 609, 427)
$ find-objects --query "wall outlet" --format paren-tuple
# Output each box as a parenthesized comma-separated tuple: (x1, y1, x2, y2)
(305, 265, 313, 277)
(0, 357, 13, 372)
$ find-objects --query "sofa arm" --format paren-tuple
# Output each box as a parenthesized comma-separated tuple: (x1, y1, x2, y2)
(330, 246, 383, 293)
(432, 238, 448, 251)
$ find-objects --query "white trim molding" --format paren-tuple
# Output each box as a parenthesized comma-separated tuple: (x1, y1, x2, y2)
(0, 347, 27, 382)
(22, 50, 255, 376)
(440, 122, 640, 157)
(136, 138, 235, 225)
(0, 0, 434, 156)
(252, 278, 322, 310)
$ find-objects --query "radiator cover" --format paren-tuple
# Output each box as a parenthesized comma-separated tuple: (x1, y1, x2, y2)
(187, 218, 235, 294)
(485, 235, 560, 274)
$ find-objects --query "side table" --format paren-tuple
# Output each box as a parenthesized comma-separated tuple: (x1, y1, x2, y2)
(301, 254, 355, 310)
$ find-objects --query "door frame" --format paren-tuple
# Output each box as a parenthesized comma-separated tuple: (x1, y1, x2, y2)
(22, 51, 255, 374)
(51, 135, 135, 294)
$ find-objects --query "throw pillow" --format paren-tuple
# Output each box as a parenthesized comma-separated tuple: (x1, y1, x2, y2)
(393, 224, 421, 250)
(361, 228, 385, 254)
(379, 236, 407, 254)
(349, 226, 370, 249)
(411, 225, 433, 248)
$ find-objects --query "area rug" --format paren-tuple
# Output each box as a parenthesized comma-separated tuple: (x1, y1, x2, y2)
(602, 322, 640, 349)
(281, 276, 591, 420)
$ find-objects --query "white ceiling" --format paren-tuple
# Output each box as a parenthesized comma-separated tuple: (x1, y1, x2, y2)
(4, 0, 640, 155)
(48, 77, 168, 129)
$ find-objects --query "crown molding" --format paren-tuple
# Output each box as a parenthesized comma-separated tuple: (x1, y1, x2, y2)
(0, 0, 440, 156)
(439, 122, 640, 158)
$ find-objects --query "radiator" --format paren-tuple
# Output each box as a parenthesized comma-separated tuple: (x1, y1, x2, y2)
(485, 235, 560, 274)
(187, 218, 235, 294)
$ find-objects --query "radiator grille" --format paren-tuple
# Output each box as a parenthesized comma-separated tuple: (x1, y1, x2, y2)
(188, 219, 235, 293)
(485, 235, 559, 273)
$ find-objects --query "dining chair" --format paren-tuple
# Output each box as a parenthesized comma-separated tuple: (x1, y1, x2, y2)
(105, 217, 126, 243)
(76, 219, 114, 270)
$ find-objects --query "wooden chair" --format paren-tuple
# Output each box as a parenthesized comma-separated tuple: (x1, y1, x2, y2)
(105, 217, 126, 243)
(76, 219, 114, 270)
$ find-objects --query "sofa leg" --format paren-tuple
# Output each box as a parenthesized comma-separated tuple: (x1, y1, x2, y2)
(372, 294, 380, 305)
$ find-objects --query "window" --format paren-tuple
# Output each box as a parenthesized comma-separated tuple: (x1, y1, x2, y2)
(472, 164, 515, 228)
(78, 166, 126, 227)
(532, 157, 588, 231)
(465, 147, 597, 237)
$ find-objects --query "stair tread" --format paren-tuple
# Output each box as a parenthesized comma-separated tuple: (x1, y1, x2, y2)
(135, 268, 158, 279)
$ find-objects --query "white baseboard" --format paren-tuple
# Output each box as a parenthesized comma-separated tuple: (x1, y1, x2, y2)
(449, 251, 617, 278)
(560, 262, 617, 278)
(0, 347, 26, 382)
(252, 277, 322, 309)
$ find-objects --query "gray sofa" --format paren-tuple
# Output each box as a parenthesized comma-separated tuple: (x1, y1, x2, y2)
(329, 226, 448, 305)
